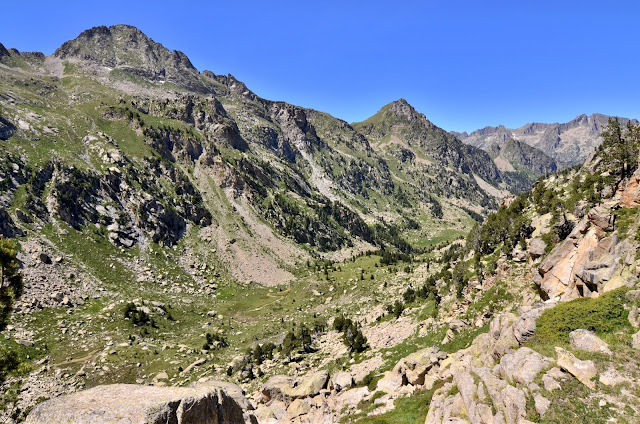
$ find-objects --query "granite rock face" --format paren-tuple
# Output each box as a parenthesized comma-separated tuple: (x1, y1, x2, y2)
(25, 382, 256, 424)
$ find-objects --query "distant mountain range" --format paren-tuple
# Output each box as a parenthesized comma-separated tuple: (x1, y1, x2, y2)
(453, 113, 638, 167)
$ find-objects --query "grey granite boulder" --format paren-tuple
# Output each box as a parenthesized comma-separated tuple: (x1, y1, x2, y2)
(25, 381, 255, 424)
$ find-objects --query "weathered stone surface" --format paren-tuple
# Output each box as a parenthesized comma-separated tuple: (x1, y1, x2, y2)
(535, 218, 600, 300)
(541, 367, 564, 392)
(588, 206, 614, 231)
(528, 238, 547, 258)
(261, 370, 328, 404)
(333, 387, 370, 410)
(632, 330, 640, 350)
(393, 347, 440, 386)
(569, 329, 611, 354)
(376, 370, 405, 395)
(555, 347, 597, 389)
(287, 398, 311, 417)
(25, 382, 254, 424)
(499, 347, 553, 385)
(330, 371, 353, 392)
(501, 385, 527, 424)
(533, 393, 550, 417)
(620, 167, 640, 207)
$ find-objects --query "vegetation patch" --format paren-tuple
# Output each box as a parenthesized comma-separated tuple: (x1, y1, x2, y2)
(533, 288, 631, 345)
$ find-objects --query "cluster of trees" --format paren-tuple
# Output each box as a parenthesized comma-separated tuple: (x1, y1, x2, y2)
(600, 118, 640, 179)
(248, 342, 277, 365)
(333, 316, 368, 353)
(384, 276, 441, 318)
(465, 195, 533, 257)
(123, 303, 156, 328)
(202, 332, 228, 351)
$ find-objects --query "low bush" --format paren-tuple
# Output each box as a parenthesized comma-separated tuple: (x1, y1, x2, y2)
(534, 288, 630, 345)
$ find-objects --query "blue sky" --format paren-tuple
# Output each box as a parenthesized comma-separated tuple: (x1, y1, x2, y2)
(2, 0, 639, 132)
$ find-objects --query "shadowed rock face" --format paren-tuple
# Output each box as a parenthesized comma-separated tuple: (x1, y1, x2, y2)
(0, 42, 10, 58)
(25, 382, 254, 424)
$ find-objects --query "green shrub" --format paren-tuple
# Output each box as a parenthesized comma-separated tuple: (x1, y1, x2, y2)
(534, 288, 630, 345)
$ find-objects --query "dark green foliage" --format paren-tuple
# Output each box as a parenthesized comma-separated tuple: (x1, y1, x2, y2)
(461, 206, 484, 223)
(280, 323, 317, 357)
(333, 315, 368, 353)
(123, 303, 154, 327)
(534, 288, 630, 345)
(386, 300, 405, 318)
(466, 194, 532, 256)
(203, 332, 228, 351)
(378, 249, 411, 266)
(0, 236, 23, 332)
(0, 343, 19, 383)
(249, 342, 276, 364)
(599, 118, 640, 179)
(0, 237, 23, 382)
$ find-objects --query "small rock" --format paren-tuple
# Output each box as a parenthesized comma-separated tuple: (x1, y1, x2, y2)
(533, 393, 550, 417)
(39, 253, 52, 264)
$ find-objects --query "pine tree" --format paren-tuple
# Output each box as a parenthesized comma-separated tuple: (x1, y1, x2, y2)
(0, 236, 23, 331)
(600, 118, 640, 178)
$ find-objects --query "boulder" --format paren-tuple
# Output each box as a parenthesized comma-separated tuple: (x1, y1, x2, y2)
(569, 329, 611, 354)
(330, 371, 353, 392)
(501, 385, 527, 424)
(261, 371, 328, 404)
(375, 370, 404, 395)
(334, 387, 370, 410)
(555, 347, 597, 389)
(528, 238, 547, 259)
(588, 206, 614, 231)
(393, 347, 440, 386)
(541, 367, 564, 392)
(25, 382, 254, 424)
(499, 347, 553, 385)
(287, 398, 311, 417)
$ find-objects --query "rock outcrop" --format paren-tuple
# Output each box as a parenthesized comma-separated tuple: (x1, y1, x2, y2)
(25, 381, 256, 424)
(534, 202, 636, 300)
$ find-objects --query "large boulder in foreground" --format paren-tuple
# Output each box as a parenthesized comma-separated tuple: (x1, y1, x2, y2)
(25, 381, 255, 424)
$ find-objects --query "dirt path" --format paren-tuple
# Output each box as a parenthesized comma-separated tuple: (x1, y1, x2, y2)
(246, 286, 293, 312)
(51, 348, 101, 369)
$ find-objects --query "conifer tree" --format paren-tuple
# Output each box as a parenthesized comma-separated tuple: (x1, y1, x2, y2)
(0, 236, 23, 331)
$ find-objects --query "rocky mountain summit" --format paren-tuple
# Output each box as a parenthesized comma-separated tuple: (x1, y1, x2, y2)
(54, 24, 207, 92)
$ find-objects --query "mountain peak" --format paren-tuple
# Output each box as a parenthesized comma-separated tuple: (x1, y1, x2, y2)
(386, 98, 421, 122)
(53, 24, 205, 91)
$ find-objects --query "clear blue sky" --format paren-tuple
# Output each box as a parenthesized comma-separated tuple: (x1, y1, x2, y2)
(2, 0, 639, 132)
